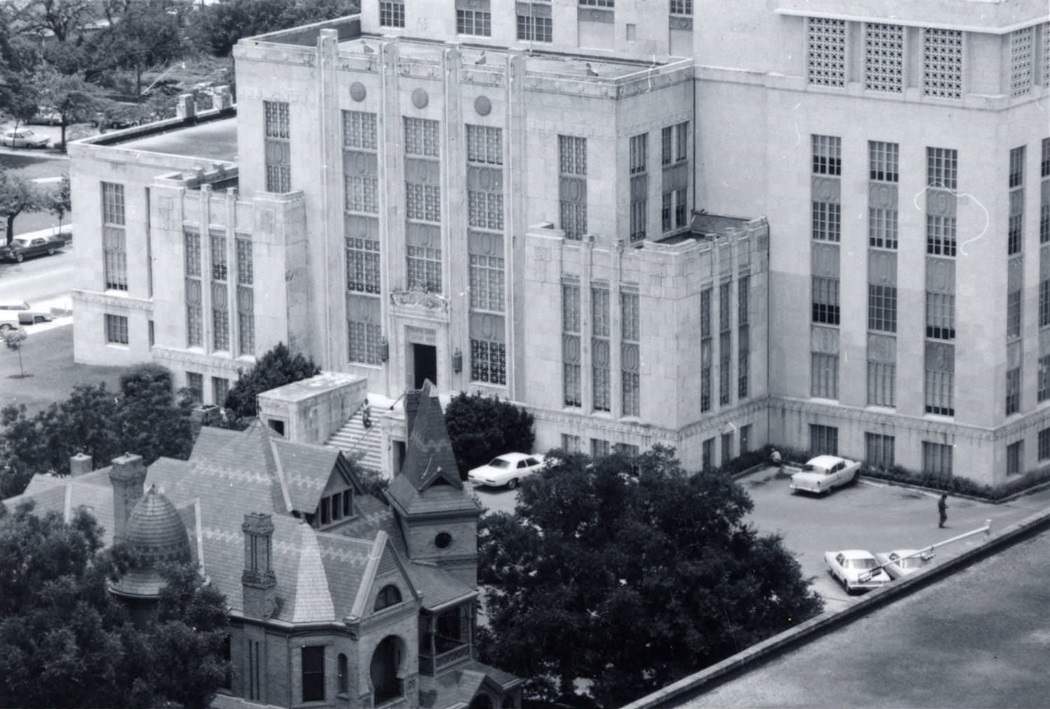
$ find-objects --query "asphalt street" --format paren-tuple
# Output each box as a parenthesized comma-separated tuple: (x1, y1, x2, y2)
(0, 246, 75, 307)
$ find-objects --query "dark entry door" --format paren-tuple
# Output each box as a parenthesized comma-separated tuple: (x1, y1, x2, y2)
(413, 343, 437, 389)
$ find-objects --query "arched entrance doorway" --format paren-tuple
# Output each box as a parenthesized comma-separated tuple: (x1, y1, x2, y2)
(370, 635, 404, 704)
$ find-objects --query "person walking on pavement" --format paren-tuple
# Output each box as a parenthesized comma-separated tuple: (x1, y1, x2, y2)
(938, 493, 948, 528)
(771, 448, 783, 473)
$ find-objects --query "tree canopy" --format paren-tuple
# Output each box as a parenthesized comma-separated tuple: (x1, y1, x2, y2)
(0, 173, 45, 245)
(188, 0, 360, 56)
(0, 501, 229, 709)
(223, 342, 320, 419)
(444, 392, 535, 479)
(0, 365, 194, 499)
(478, 446, 823, 707)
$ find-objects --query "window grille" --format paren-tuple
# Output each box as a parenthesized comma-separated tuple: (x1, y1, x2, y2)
(1010, 27, 1034, 96)
(864, 23, 904, 93)
(807, 17, 846, 87)
(923, 29, 963, 99)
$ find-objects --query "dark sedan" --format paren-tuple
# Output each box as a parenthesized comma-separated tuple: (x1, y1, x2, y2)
(0, 236, 62, 263)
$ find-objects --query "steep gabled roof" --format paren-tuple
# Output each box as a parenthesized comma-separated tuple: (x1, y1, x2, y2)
(270, 438, 343, 514)
(388, 382, 480, 517)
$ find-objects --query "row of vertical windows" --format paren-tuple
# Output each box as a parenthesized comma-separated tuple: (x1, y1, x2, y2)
(348, 320, 382, 365)
(718, 281, 731, 406)
(406, 246, 441, 292)
(738, 276, 750, 400)
(559, 135, 588, 240)
(812, 135, 841, 176)
(469, 254, 504, 312)
(405, 117, 440, 158)
(185, 229, 202, 348)
(661, 122, 688, 166)
(700, 287, 712, 412)
(346, 238, 381, 295)
(629, 133, 648, 242)
(466, 125, 502, 165)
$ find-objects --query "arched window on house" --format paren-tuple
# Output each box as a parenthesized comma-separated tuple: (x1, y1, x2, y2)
(374, 584, 402, 612)
(337, 653, 349, 695)
(370, 636, 404, 704)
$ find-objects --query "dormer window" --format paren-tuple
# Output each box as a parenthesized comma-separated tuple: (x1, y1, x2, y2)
(374, 584, 402, 612)
(318, 489, 355, 527)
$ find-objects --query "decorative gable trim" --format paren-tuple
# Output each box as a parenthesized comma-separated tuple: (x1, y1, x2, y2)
(347, 531, 422, 622)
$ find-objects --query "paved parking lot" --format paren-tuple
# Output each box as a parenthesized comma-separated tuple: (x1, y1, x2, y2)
(739, 466, 1050, 611)
(470, 466, 1050, 612)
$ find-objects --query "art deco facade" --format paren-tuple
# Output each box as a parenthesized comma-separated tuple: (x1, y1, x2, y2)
(70, 1, 1050, 484)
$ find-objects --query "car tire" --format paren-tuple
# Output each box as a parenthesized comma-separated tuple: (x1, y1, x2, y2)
(47, 248, 55, 256)
(507, 478, 519, 490)
(14, 253, 23, 263)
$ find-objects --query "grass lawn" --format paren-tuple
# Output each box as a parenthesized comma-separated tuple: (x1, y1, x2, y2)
(0, 324, 125, 415)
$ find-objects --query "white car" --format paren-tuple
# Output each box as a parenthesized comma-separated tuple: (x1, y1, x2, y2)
(467, 453, 545, 489)
(825, 549, 892, 594)
(789, 454, 860, 496)
(0, 129, 49, 149)
(874, 549, 934, 580)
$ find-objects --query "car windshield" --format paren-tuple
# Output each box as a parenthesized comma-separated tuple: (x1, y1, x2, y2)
(899, 557, 924, 569)
(488, 458, 512, 469)
(847, 558, 877, 569)
(800, 464, 829, 474)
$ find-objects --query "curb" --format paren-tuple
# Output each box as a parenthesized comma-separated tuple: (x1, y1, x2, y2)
(859, 473, 1050, 505)
(621, 505, 1050, 709)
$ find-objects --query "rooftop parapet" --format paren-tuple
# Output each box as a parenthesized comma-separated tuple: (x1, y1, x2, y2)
(774, 0, 1049, 33)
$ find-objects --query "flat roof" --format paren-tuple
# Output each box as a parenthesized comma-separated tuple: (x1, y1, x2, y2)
(675, 527, 1050, 708)
(113, 117, 238, 163)
(340, 36, 664, 79)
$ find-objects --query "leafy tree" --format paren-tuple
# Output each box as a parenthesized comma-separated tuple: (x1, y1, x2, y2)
(33, 66, 102, 149)
(117, 364, 195, 464)
(48, 174, 71, 231)
(94, 0, 186, 96)
(23, 0, 98, 44)
(224, 342, 320, 419)
(0, 172, 45, 245)
(0, 502, 230, 708)
(445, 392, 535, 479)
(3, 328, 28, 378)
(478, 446, 823, 707)
(189, 0, 360, 57)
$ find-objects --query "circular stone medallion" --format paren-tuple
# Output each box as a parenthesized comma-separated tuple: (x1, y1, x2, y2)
(349, 81, 367, 102)
(411, 87, 429, 109)
(474, 95, 492, 116)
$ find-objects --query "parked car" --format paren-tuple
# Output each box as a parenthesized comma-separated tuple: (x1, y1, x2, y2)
(17, 310, 53, 326)
(468, 452, 546, 489)
(874, 549, 935, 580)
(0, 236, 62, 263)
(47, 230, 73, 247)
(0, 301, 31, 311)
(789, 454, 860, 496)
(825, 549, 892, 594)
(0, 128, 49, 148)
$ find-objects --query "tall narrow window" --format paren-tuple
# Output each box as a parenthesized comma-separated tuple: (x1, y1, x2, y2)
(661, 122, 689, 232)
(868, 284, 897, 333)
(210, 233, 229, 352)
(700, 287, 712, 412)
(812, 135, 841, 242)
(738, 276, 750, 400)
(807, 17, 846, 87)
(101, 182, 127, 291)
(466, 125, 503, 231)
(812, 276, 840, 325)
(263, 101, 290, 192)
(865, 433, 895, 469)
(592, 285, 611, 412)
(1009, 27, 1034, 97)
(559, 135, 587, 240)
(516, 12, 552, 42)
(1041, 138, 1049, 244)
(629, 133, 648, 242)
(184, 229, 202, 348)
(346, 237, 381, 295)
(621, 289, 640, 417)
(869, 141, 899, 249)
(926, 147, 958, 256)
(922, 28, 963, 99)
(718, 281, 732, 406)
(562, 281, 581, 407)
(406, 246, 441, 292)
(809, 424, 839, 455)
(301, 646, 325, 703)
(457, 5, 491, 36)
(1008, 146, 1025, 256)
(924, 342, 955, 416)
(811, 352, 838, 399)
(922, 441, 953, 476)
(105, 314, 128, 345)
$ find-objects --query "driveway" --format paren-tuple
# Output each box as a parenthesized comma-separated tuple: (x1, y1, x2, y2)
(739, 466, 1050, 611)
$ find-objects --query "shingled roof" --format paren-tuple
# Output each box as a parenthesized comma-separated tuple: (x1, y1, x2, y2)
(388, 381, 480, 518)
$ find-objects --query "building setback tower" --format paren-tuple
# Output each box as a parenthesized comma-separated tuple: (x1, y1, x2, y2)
(69, 1, 1049, 484)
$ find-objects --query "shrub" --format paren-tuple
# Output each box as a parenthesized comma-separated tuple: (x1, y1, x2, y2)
(444, 393, 535, 480)
(224, 343, 320, 419)
(860, 463, 1050, 501)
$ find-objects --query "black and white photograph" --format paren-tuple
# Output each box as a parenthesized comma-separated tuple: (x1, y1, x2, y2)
(0, 1, 1048, 707)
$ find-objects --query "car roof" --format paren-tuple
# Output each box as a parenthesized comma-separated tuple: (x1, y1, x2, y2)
(837, 549, 876, 559)
(494, 452, 532, 461)
(808, 454, 845, 467)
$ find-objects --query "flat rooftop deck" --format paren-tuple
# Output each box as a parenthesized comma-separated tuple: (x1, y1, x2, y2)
(106, 116, 239, 163)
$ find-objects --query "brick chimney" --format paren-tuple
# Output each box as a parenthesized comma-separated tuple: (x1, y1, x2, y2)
(108, 453, 146, 545)
(69, 452, 92, 477)
(242, 513, 278, 619)
(175, 93, 195, 121)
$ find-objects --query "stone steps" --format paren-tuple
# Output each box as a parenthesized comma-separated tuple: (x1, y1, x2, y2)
(325, 407, 383, 473)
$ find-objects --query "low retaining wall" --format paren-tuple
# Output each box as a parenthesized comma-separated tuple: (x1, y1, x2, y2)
(622, 505, 1050, 709)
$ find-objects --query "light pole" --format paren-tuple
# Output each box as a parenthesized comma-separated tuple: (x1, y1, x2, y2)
(860, 519, 993, 583)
